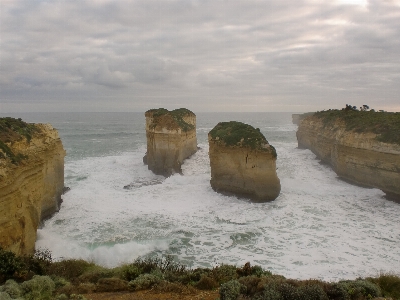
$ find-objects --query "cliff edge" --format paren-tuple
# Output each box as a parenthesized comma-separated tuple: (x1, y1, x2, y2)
(297, 110, 400, 200)
(0, 117, 65, 255)
(208, 121, 280, 202)
(144, 108, 197, 177)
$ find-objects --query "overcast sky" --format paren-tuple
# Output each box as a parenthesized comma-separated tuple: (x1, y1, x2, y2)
(1, 0, 399, 113)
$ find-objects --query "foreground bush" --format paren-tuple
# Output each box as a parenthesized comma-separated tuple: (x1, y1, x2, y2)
(0, 248, 399, 299)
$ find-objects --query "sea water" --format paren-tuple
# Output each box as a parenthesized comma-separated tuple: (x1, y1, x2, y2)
(2, 112, 399, 281)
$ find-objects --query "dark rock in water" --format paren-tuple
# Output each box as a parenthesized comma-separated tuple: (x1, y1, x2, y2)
(123, 177, 164, 189)
(63, 186, 71, 194)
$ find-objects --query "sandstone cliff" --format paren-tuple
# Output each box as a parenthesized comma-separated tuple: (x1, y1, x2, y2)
(0, 118, 65, 255)
(144, 108, 197, 176)
(297, 111, 400, 200)
(208, 121, 280, 202)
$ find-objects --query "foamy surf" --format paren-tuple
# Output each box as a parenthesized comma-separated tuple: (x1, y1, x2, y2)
(33, 112, 400, 282)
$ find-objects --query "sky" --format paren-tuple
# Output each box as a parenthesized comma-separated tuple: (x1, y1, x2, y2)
(1, 0, 399, 113)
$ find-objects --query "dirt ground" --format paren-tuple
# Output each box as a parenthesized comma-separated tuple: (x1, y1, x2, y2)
(83, 290, 220, 300)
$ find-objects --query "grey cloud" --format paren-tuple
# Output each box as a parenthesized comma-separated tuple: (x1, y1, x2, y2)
(1, 0, 400, 112)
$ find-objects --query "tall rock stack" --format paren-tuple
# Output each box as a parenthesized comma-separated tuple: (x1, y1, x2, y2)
(0, 118, 65, 255)
(208, 121, 280, 202)
(144, 108, 197, 177)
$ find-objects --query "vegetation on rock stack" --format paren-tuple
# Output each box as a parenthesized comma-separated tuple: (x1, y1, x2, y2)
(312, 109, 400, 145)
(209, 121, 277, 157)
(1, 248, 399, 300)
(0, 117, 39, 164)
(147, 108, 195, 132)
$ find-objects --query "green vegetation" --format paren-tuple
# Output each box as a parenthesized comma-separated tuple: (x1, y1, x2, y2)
(209, 121, 277, 157)
(311, 109, 400, 145)
(1, 248, 399, 299)
(147, 108, 195, 132)
(0, 117, 39, 164)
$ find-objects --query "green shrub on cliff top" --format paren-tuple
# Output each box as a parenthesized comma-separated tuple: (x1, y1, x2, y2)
(0, 117, 38, 164)
(209, 121, 277, 157)
(146, 108, 195, 132)
(0, 117, 39, 143)
(312, 110, 400, 145)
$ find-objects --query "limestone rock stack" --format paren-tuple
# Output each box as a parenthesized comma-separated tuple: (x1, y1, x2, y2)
(0, 118, 65, 255)
(208, 121, 280, 202)
(297, 112, 400, 200)
(144, 108, 197, 176)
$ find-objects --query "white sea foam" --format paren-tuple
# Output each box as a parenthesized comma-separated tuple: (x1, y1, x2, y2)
(37, 138, 400, 281)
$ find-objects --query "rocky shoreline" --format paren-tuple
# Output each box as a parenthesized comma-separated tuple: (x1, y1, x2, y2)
(0, 118, 65, 255)
(296, 110, 400, 201)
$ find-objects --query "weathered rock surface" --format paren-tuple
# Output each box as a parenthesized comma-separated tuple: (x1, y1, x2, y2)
(292, 114, 301, 125)
(297, 114, 400, 200)
(144, 108, 197, 176)
(0, 119, 65, 255)
(208, 121, 280, 202)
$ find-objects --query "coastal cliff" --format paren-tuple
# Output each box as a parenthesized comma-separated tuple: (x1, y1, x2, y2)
(208, 121, 280, 202)
(144, 108, 197, 177)
(0, 118, 65, 255)
(297, 110, 400, 200)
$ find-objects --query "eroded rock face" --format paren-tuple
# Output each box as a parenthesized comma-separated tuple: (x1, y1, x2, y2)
(208, 121, 280, 202)
(0, 120, 65, 255)
(144, 108, 197, 176)
(297, 114, 400, 200)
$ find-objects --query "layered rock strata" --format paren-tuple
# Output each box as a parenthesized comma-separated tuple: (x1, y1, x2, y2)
(297, 112, 400, 200)
(144, 108, 197, 176)
(0, 118, 65, 255)
(208, 121, 280, 202)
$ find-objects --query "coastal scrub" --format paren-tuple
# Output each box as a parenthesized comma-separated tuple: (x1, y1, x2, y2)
(209, 121, 277, 157)
(312, 110, 400, 145)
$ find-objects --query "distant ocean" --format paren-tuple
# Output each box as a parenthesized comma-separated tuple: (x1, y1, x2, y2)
(2, 112, 399, 281)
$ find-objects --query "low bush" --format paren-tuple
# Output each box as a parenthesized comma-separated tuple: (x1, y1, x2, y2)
(336, 279, 381, 299)
(0, 279, 23, 298)
(368, 273, 400, 299)
(96, 277, 129, 292)
(195, 275, 219, 290)
(219, 279, 247, 300)
(211, 264, 238, 285)
(128, 273, 162, 291)
(47, 260, 94, 281)
(20, 275, 55, 300)
(0, 248, 24, 283)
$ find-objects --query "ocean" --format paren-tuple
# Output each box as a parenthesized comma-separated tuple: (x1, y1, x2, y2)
(2, 112, 399, 281)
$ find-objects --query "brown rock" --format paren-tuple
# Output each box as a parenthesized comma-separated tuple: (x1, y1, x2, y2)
(208, 121, 280, 202)
(0, 122, 65, 255)
(297, 114, 400, 200)
(144, 108, 197, 177)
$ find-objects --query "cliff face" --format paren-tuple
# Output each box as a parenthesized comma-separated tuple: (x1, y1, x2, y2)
(292, 114, 301, 125)
(0, 122, 65, 255)
(144, 108, 197, 177)
(208, 121, 280, 202)
(297, 115, 400, 200)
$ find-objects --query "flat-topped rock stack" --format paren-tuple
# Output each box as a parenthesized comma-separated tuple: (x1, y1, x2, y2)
(0, 117, 65, 255)
(144, 108, 197, 177)
(208, 121, 280, 202)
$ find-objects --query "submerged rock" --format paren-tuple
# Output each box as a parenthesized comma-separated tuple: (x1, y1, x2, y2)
(144, 108, 197, 177)
(208, 121, 280, 202)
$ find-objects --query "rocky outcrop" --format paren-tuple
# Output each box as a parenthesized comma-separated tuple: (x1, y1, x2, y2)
(297, 112, 400, 200)
(292, 114, 301, 125)
(0, 118, 65, 255)
(144, 108, 197, 176)
(208, 121, 280, 202)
